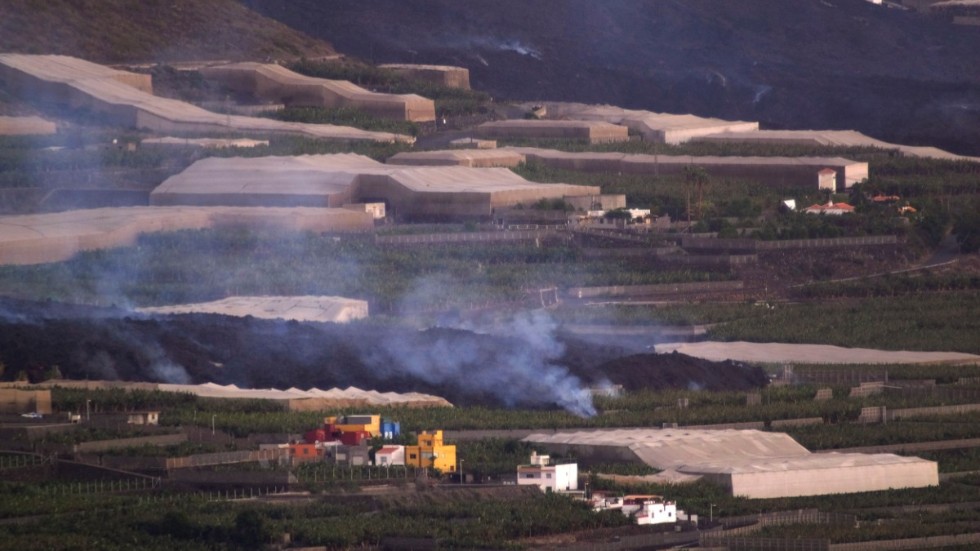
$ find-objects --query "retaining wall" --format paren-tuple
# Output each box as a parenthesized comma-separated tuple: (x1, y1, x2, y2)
(72, 433, 186, 453)
(567, 280, 743, 298)
(830, 532, 980, 551)
(375, 230, 566, 245)
(681, 235, 899, 252)
(165, 449, 283, 470)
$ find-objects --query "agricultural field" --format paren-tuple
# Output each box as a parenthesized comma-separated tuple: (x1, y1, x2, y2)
(0, 13, 978, 550)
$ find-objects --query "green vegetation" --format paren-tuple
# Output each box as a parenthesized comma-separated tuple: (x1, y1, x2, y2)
(0, 228, 728, 310)
(0, 484, 628, 550)
(796, 272, 980, 299)
(591, 474, 980, 519)
(706, 291, 980, 354)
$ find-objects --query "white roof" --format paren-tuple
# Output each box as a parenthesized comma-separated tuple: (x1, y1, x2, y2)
(524, 428, 936, 481)
(141, 137, 268, 149)
(0, 54, 413, 143)
(156, 382, 450, 405)
(524, 102, 758, 140)
(0, 115, 57, 135)
(525, 429, 810, 468)
(152, 154, 380, 199)
(387, 149, 523, 167)
(152, 154, 598, 202)
(0, 206, 373, 265)
(138, 295, 368, 323)
(509, 147, 863, 169)
(682, 452, 934, 475)
(655, 341, 980, 365)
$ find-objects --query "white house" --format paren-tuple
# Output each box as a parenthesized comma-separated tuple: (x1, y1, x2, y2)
(517, 451, 578, 492)
(634, 499, 678, 525)
(803, 201, 855, 215)
(374, 445, 405, 467)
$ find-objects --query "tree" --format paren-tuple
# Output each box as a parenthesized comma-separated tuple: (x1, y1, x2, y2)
(232, 509, 273, 549)
(953, 210, 980, 253)
(44, 365, 63, 381)
(683, 166, 710, 221)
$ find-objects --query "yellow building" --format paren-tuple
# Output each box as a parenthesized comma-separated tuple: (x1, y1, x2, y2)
(325, 414, 381, 437)
(405, 430, 457, 473)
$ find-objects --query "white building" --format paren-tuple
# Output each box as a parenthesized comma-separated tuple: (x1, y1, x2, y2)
(817, 168, 838, 192)
(523, 429, 938, 499)
(374, 445, 405, 467)
(633, 498, 678, 525)
(517, 451, 578, 492)
(803, 201, 855, 215)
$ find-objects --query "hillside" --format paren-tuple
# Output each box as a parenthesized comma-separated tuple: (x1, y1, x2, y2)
(0, 0, 335, 63)
(242, 0, 980, 155)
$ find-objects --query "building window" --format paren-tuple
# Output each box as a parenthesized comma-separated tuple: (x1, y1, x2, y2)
(546, 474, 552, 479)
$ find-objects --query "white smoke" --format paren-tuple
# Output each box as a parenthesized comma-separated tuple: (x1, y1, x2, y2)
(363, 295, 597, 417)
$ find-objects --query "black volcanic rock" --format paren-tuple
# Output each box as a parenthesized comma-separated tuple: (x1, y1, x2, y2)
(595, 352, 769, 392)
(0, 298, 764, 410)
(243, 0, 980, 155)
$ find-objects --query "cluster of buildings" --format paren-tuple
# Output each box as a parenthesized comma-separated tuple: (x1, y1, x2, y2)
(282, 414, 458, 473)
(516, 451, 680, 526)
(523, 429, 939, 500)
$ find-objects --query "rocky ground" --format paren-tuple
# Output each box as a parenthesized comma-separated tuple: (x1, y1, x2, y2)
(0, 298, 767, 411)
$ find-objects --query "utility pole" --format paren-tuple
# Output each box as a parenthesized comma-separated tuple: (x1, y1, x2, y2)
(459, 459, 464, 485)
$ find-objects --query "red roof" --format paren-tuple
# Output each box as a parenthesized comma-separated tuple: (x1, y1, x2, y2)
(804, 201, 854, 213)
(377, 446, 402, 454)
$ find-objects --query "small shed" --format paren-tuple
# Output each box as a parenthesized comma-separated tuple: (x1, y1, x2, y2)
(126, 411, 160, 425)
(817, 168, 837, 192)
(324, 444, 371, 466)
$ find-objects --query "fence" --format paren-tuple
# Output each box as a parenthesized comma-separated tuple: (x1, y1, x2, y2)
(530, 529, 698, 551)
(566, 280, 743, 298)
(793, 367, 888, 386)
(375, 230, 565, 245)
(165, 448, 283, 470)
(43, 476, 162, 496)
(72, 433, 186, 453)
(888, 402, 980, 421)
(701, 510, 856, 551)
(681, 235, 899, 252)
(701, 536, 830, 551)
(0, 451, 51, 470)
(829, 532, 980, 551)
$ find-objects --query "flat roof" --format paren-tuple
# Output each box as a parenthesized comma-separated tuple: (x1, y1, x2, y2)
(0, 206, 373, 265)
(0, 54, 413, 143)
(682, 452, 935, 475)
(524, 428, 937, 481)
(655, 341, 980, 365)
(152, 154, 598, 201)
(387, 149, 523, 168)
(509, 147, 864, 168)
(138, 296, 368, 323)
